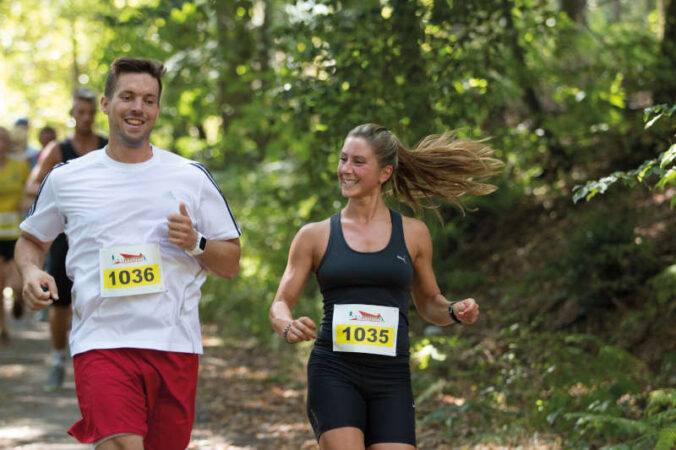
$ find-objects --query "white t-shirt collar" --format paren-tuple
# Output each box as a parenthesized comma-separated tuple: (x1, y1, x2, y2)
(102, 144, 159, 171)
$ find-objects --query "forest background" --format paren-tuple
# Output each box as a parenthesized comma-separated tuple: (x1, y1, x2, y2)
(1, 0, 675, 448)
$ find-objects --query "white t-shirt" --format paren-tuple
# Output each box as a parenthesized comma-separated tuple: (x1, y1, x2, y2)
(21, 147, 241, 356)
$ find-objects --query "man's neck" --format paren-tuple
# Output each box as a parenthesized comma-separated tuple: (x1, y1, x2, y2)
(72, 129, 95, 142)
(105, 141, 153, 164)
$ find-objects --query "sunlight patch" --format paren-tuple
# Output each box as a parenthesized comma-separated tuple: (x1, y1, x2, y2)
(0, 425, 43, 440)
(1, 364, 26, 378)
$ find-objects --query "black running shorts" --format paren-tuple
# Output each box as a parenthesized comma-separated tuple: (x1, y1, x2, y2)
(306, 346, 416, 446)
(0, 239, 17, 261)
(45, 233, 72, 307)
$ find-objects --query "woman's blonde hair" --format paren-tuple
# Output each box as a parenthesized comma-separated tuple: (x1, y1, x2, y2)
(347, 123, 503, 215)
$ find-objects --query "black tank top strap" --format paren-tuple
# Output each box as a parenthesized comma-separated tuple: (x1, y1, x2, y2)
(389, 209, 405, 251)
(329, 211, 341, 242)
(59, 139, 78, 162)
(330, 210, 350, 251)
(59, 135, 108, 163)
(316, 212, 341, 274)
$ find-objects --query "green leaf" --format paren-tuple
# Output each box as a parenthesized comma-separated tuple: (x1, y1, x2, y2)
(644, 104, 676, 127)
(656, 168, 676, 190)
(660, 144, 676, 169)
(645, 112, 663, 129)
(655, 426, 676, 450)
(572, 182, 598, 203)
(636, 160, 658, 181)
(564, 412, 648, 434)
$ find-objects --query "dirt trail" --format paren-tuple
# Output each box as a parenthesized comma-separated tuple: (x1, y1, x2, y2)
(0, 298, 88, 449)
(4, 297, 503, 449)
(0, 297, 317, 450)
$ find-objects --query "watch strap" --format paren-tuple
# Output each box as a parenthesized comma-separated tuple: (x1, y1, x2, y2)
(186, 232, 206, 256)
(448, 301, 462, 324)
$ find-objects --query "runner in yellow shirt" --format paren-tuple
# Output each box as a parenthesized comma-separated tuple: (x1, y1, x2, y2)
(0, 126, 30, 344)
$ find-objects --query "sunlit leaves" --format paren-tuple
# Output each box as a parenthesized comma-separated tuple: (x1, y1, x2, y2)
(574, 104, 676, 207)
(645, 104, 676, 129)
(169, 2, 196, 23)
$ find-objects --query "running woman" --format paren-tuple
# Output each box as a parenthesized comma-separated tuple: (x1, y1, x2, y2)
(269, 123, 502, 449)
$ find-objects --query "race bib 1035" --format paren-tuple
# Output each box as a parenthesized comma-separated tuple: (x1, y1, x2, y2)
(332, 304, 399, 357)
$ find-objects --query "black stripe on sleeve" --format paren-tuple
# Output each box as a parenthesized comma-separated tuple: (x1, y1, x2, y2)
(26, 161, 69, 218)
(190, 162, 242, 236)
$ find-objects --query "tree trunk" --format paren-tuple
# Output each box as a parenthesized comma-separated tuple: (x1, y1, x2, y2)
(214, 1, 254, 136)
(505, 0, 570, 173)
(390, 0, 433, 139)
(612, 0, 622, 22)
(655, 0, 676, 103)
(70, 18, 80, 88)
(560, 0, 586, 24)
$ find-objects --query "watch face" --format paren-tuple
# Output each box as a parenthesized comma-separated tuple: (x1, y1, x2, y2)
(199, 236, 207, 251)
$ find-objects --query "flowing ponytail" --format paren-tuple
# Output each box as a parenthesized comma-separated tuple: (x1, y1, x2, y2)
(346, 124, 503, 215)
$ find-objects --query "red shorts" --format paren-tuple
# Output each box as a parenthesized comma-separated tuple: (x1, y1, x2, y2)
(69, 348, 198, 450)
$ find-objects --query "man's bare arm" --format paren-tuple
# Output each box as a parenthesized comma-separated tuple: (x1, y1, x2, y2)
(25, 141, 63, 197)
(15, 232, 58, 310)
(166, 203, 241, 280)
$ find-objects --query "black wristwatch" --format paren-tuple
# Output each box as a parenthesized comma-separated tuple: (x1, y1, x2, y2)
(448, 302, 462, 324)
(186, 232, 207, 256)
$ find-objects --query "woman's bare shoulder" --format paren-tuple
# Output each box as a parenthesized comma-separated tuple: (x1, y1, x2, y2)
(292, 217, 331, 253)
(401, 214, 432, 259)
(401, 214, 430, 237)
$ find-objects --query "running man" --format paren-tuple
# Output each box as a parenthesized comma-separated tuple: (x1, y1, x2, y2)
(16, 57, 241, 450)
(10, 118, 40, 169)
(25, 87, 108, 391)
(37, 125, 57, 151)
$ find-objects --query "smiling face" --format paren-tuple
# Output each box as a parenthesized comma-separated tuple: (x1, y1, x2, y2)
(101, 72, 160, 148)
(337, 137, 393, 198)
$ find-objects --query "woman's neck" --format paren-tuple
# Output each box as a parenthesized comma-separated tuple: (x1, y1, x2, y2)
(343, 194, 389, 224)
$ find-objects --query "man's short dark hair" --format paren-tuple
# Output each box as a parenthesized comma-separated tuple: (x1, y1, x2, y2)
(73, 87, 98, 105)
(104, 57, 167, 102)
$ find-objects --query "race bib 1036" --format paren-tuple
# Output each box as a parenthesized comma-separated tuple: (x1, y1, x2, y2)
(99, 243, 166, 298)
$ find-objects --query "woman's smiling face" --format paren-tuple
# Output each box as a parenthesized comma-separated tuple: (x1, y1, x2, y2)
(337, 137, 393, 198)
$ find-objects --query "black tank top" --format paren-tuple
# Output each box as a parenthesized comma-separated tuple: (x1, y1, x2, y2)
(51, 135, 108, 252)
(59, 135, 108, 162)
(315, 209, 414, 356)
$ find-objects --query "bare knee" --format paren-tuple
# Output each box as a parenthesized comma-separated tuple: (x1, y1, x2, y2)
(95, 433, 144, 450)
(367, 443, 416, 450)
(320, 427, 365, 450)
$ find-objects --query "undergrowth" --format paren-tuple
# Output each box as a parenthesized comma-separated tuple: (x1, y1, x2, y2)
(409, 325, 675, 448)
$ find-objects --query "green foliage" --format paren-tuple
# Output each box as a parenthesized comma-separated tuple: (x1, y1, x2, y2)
(564, 389, 676, 449)
(573, 104, 676, 207)
(558, 212, 658, 311)
(408, 325, 661, 446)
(650, 264, 676, 306)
